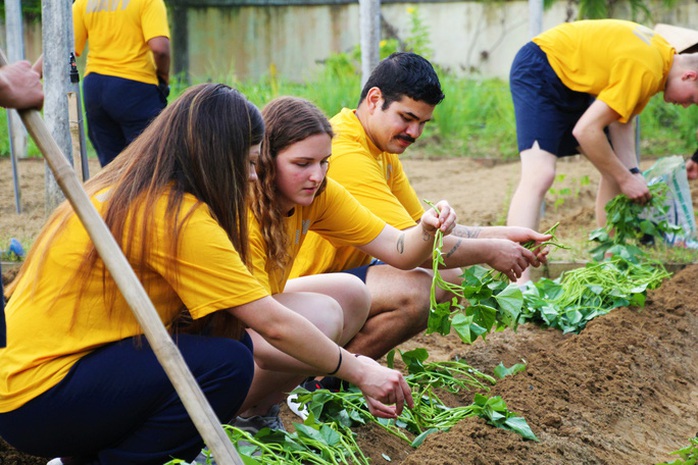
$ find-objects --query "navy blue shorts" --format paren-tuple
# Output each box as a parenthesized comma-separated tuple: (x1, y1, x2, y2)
(341, 259, 386, 282)
(510, 42, 595, 158)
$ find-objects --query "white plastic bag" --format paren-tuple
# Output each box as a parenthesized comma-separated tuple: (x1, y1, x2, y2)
(642, 155, 698, 247)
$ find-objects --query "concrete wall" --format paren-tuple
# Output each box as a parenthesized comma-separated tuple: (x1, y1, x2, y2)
(3, 1, 698, 82)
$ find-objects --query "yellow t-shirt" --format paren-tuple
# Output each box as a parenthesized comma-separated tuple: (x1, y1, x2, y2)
(73, 0, 170, 84)
(291, 108, 423, 277)
(0, 188, 268, 412)
(533, 19, 674, 123)
(249, 178, 386, 294)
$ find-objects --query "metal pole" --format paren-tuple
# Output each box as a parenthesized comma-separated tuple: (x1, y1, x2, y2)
(5, 0, 26, 213)
(359, 0, 380, 88)
(42, 0, 74, 213)
(69, 52, 90, 181)
(529, 0, 543, 38)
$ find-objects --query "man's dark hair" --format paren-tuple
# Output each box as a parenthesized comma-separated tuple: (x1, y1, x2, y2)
(358, 52, 445, 109)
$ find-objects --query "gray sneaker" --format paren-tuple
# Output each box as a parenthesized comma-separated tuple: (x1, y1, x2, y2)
(232, 403, 285, 435)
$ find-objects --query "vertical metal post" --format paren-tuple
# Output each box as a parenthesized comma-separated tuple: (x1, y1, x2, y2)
(43, 0, 75, 212)
(69, 52, 90, 181)
(359, 0, 380, 88)
(5, 0, 26, 213)
(529, 0, 543, 38)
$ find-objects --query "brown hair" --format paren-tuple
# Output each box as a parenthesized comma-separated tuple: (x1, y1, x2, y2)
(8, 84, 264, 335)
(250, 96, 333, 271)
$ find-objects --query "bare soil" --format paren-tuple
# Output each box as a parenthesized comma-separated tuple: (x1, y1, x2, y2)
(1, 155, 697, 464)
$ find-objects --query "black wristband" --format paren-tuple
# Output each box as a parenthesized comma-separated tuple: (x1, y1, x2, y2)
(691, 148, 698, 164)
(629, 167, 641, 174)
(328, 347, 343, 375)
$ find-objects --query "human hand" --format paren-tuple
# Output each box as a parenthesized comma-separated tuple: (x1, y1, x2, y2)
(687, 156, 698, 181)
(0, 60, 43, 110)
(619, 172, 650, 204)
(353, 355, 414, 419)
(421, 200, 457, 236)
(484, 238, 541, 281)
(500, 226, 552, 246)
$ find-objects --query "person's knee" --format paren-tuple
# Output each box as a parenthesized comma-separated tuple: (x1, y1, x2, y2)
(337, 274, 371, 324)
(310, 294, 345, 342)
(391, 279, 432, 327)
(188, 337, 255, 418)
(519, 148, 557, 194)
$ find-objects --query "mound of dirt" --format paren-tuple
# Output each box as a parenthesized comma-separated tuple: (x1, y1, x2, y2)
(1, 155, 697, 464)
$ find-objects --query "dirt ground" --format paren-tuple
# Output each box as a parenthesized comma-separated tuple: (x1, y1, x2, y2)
(1, 154, 697, 464)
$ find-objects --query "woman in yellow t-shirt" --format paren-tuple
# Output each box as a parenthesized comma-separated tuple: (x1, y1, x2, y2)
(0, 85, 433, 464)
(237, 96, 458, 428)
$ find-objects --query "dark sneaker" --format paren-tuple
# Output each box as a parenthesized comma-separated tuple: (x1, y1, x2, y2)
(286, 376, 351, 420)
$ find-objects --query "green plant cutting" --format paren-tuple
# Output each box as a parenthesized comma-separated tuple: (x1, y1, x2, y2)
(425, 198, 568, 343)
(589, 181, 682, 262)
(656, 435, 698, 465)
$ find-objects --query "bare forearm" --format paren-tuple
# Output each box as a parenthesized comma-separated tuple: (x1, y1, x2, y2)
(154, 53, 170, 84)
(148, 36, 170, 84)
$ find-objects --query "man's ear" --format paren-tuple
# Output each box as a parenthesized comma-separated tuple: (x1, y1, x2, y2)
(683, 69, 698, 81)
(364, 87, 383, 113)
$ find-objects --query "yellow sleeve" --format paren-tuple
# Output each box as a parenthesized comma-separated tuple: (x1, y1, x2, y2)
(142, 0, 171, 41)
(328, 145, 421, 230)
(72, 0, 87, 56)
(307, 179, 387, 248)
(246, 210, 274, 294)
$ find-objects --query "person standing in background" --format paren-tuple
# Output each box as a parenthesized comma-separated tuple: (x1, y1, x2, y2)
(73, 0, 171, 167)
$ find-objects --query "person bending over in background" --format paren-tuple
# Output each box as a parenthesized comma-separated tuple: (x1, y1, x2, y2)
(289, 52, 550, 396)
(225, 95, 457, 432)
(507, 19, 698, 284)
(73, 0, 171, 167)
(0, 84, 415, 465)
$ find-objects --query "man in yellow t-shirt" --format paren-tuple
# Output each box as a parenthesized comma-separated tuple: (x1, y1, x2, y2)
(73, 0, 171, 167)
(507, 19, 698, 284)
(291, 52, 550, 365)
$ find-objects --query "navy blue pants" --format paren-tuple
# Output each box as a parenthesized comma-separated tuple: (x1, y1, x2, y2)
(83, 73, 167, 167)
(0, 333, 254, 464)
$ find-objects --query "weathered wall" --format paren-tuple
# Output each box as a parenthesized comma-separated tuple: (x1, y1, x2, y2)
(3, 1, 698, 82)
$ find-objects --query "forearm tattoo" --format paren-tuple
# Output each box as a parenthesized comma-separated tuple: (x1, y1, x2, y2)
(396, 233, 405, 254)
(444, 238, 462, 258)
(453, 225, 481, 238)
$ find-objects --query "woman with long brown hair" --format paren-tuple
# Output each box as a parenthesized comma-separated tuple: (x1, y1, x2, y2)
(235, 96, 457, 431)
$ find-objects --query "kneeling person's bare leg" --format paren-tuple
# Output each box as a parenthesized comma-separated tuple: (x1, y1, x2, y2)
(346, 265, 462, 360)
